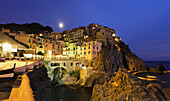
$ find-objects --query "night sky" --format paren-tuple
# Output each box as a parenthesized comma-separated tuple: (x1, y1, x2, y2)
(0, 0, 170, 61)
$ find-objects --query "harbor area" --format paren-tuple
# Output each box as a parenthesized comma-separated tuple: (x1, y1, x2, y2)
(0, 60, 43, 101)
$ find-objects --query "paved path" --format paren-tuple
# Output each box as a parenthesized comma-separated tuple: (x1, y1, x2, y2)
(0, 78, 16, 100)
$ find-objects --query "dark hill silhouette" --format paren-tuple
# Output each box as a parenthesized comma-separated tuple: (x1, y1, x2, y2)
(0, 22, 53, 34)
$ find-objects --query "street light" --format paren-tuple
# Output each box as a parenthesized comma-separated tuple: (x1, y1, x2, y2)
(2, 43, 11, 51)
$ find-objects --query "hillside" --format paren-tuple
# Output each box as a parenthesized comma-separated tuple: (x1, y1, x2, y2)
(0, 23, 53, 34)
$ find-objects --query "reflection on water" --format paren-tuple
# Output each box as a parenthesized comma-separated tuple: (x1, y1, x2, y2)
(51, 85, 92, 101)
(137, 73, 170, 88)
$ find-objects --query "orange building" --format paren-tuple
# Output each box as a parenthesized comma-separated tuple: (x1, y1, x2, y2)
(44, 39, 63, 58)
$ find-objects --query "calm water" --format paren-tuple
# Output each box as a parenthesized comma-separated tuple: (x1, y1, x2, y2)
(51, 85, 92, 101)
(51, 61, 170, 101)
(144, 61, 170, 70)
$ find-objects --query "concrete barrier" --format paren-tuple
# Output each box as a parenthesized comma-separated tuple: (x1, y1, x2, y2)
(4, 74, 34, 101)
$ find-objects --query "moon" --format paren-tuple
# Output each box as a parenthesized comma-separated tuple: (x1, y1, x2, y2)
(59, 22, 64, 28)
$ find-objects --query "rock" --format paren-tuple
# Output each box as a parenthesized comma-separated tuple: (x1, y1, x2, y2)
(93, 41, 147, 74)
(27, 65, 51, 101)
(157, 64, 166, 72)
(147, 64, 166, 73)
(84, 72, 110, 87)
(90, 68, 168, 101)
(117, 42, 147, 71)
(148, 65, 157, 72)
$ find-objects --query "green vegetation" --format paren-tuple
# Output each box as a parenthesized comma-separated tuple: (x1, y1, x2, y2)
(69, 69, 81, 77)
(0, 22, 53, 34)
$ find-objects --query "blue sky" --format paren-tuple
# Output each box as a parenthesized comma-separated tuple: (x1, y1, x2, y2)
(0, 0, 170, 61)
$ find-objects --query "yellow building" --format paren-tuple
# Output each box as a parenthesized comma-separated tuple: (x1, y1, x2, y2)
(63, 41, 102, 60)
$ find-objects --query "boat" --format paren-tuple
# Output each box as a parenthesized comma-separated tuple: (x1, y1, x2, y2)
(0, 63, 16, 80)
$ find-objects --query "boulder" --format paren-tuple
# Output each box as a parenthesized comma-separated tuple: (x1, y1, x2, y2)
(148, 65, 157, 72)
(157, 64, 166, 72)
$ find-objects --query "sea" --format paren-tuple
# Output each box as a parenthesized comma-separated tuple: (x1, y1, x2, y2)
(51, 61, 170, 101)
(144, 61, 170, 70)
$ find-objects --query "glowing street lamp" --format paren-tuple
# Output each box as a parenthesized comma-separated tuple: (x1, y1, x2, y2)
(2, 43, 11, 52)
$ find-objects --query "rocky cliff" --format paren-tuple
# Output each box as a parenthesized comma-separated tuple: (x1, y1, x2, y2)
(91, 68, 168, 101)
(93, 40, 147, 74)
(117, 41, 147, 71)
(27, 65, 51, 101)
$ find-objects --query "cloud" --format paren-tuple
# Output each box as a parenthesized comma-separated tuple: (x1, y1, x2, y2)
(148, 53, 170, 58)
(143, 44, 170, 50)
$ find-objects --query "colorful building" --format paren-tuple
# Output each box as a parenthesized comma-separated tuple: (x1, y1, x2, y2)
(63, 41, 102, 60)
(44, 38, 63, 58)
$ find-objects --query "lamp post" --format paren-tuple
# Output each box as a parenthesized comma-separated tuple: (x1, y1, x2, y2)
(2, 43, 12, 57)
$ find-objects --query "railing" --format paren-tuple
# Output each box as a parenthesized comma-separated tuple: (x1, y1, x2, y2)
(44, 58, 85, 61)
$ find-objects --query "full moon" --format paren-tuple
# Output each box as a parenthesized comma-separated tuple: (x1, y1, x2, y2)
(59, 22, 64, 28)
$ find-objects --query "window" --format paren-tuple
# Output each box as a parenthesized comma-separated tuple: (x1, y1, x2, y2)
(29, 39, 31, 43)
(68, 52, 70, 54)
(30, 45, 32, 48)
(71, 62, 73, 66)
(84, 47, 86, 50)
(102, 33, 104, 35)
(58, 46, 60, 49)
(73, 52, 75, 54)
(80, 52, 82, 55)
(40, 46, 43, 48)
(93, 51, 96, 54)
(58, 51, 59, 53)
(88, 46, 90, 49)
(88, 51, 90, 54)
(53, 44, 54, 49)
(46, 40, 48, 43)
(93, 42, 95, 44)
(97, 47, 98, 50)
(81, 48, 82, 51)
(46, 45, 48, 47)
(63, 62, 65, 66)
(89, 43, 90, 45)
(39, 43, 42, 45)
(76, 51, 78, 54)
(93, 46, 95, 49)
(68, 48, 70, 50)
(84, 52, 86, 55)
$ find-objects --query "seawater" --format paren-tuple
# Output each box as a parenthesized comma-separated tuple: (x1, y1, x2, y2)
(143, 61, 170, 88)
(51, 85, 92, 101)
(144, 61, 170, 70)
